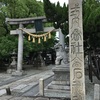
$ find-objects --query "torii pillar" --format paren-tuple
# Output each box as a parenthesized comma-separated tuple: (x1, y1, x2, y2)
(11, 23, 24, 76)
(12, 23, 24, 75)
(69, 0, 85, 100)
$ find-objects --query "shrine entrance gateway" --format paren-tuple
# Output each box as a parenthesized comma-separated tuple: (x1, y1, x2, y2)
(6, 16, 59, 75)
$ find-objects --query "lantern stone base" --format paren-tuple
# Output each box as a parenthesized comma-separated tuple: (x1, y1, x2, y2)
(7, 56, 17, 74)
(44, 64, 70, 98)
(12, 70, 26, 76)
(7, 68, 16, 74)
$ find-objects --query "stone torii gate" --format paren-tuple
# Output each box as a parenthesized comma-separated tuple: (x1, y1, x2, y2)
(6, 16, 55, 76)
(6, 16, 63, 76)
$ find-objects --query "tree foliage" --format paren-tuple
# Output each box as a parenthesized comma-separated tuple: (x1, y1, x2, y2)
(43, 0, 68, 35)
(0, 0, 56, 63)
(43, 0, 100, 51)
(83, 0, 100, 50)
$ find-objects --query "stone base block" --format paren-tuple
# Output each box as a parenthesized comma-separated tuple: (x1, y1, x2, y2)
(51, 80, 70, 85)
(12, 71, 26, 76)
(47, 84, 70, 90)
(44, 64, 70, 98)
(52, 65, 69, 72)
(7, 69, 16, 74)
(44, 82, 70, 98)
(44, 88, 70, 98)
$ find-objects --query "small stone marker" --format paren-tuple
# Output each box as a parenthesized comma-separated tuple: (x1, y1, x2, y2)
(39, 78, 44, 96)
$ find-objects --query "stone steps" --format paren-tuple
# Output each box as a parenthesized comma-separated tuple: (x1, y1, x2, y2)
(44, 88, 70, 98)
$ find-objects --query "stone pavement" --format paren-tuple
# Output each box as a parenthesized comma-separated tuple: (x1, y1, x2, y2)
(0, 96, 67, 100)
(0, 65, 57, 99)
(0, 65, 100, 100)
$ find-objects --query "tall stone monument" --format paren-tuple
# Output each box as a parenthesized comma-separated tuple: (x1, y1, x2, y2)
(69, 0, 85, 100)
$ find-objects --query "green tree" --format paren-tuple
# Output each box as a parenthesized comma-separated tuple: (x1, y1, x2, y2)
(0, 35, 18, 59)
(0, 0, 56, 66)
(43, 0, 68, 35)
(23, 0, 45, 17)
(83, 0, 100, 51)
(43, 0, 100, 51)
(0, 0, 29, 18)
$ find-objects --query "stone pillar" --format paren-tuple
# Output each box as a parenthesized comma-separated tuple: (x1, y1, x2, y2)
(17, 23, 23, 72)
(69, 0, 85, 100)
(59, 28, 65, 48)
(12, 24, 25, 76)
(39, 78, 44, 96)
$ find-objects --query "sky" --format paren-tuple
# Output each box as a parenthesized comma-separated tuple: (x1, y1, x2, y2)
(37, 0, 68, 6)
(48, 0, 68, 6)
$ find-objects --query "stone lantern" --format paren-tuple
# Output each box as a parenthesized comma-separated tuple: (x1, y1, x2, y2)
(7, 50, 17, 74)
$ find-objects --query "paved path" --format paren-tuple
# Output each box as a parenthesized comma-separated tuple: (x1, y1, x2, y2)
(0, 65, 100, 100)
(0, 96, 65, 100)
(0, 65, 54, 98)
(0, 65, 65, 100)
